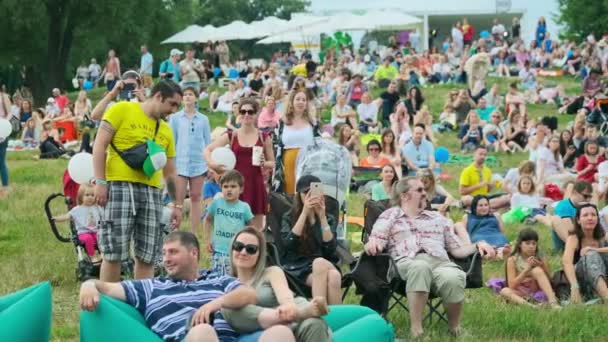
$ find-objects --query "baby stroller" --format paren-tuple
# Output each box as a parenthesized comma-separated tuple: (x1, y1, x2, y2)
(43, 171, 133, 282)
(265, 138, 355, 297)
(295, 137, 353, 246)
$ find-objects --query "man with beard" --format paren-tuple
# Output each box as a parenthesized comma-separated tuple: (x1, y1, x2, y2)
(364, 176, 494, 338)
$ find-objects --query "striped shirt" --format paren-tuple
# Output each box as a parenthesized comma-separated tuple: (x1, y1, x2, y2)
(369, 207, 463, 262)
(121, 271, 241, 342)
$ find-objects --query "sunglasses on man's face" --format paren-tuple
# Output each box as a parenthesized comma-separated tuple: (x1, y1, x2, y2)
(412, 187, 425, 193)
(240, 109, 256, 116)
(581, 193, 593, 200)
(232, 241, 259, 255)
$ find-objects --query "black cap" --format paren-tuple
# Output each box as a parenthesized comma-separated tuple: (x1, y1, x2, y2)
(295, 175, 321, 193)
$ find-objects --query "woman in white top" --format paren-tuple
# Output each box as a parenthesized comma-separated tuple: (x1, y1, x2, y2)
(389, 102, 412, 146)
(330, 94, 356, 128)
(74, 90, 92, 120)
(356, 92, 379, 133)
(537, 136, 575, 187)
(509, 175, 552, 226)
(503, 160, 536, 194)
(380, 129, 402, 178)
(278, 90, 316, 194)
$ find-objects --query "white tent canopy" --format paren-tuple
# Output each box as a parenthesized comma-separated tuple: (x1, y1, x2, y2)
(257, 10, 422, 44)
(161, 25, 218, 44)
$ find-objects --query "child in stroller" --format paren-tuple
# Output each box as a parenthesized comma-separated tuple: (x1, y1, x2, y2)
(52, 184, 101, 261)
(45, 171, 133, 281)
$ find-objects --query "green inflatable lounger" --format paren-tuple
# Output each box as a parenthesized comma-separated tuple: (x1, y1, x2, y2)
(81, 296, 395, 342)
(0, 282, 52, 341)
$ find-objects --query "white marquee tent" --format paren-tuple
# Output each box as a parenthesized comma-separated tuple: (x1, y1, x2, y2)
(256, 10, 422, 44)
(161, 15, 329, 44)
(161, 24, 218, 44)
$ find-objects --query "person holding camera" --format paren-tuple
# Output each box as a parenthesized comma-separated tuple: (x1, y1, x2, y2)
(160, 49, 183, 84)
(90, 71, 145, 121)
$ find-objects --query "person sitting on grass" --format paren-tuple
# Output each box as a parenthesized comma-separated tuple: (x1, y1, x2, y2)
(509, 175, 552, 226)
(458, 147, 511, 209)
(500, 228, 561, 308)
(53, 184, 101, 260)
(79, 231, 290, 342)
(562, 203, 608, 304)
(357, 92, 380, 133)
(204, 170, 254, 276)
(418, 168, 458, 216)
(380, 129, 402, 178)
(359, 140, 391, 168)
(402, 124, 435, 175)
(371, 164, 398, 201)
(337, 124, 360, 167)
(458, 110, 484, 153)
(502, 160, 536, 194)
(549, 180, 595, 251)
(454, 195, 510, 259)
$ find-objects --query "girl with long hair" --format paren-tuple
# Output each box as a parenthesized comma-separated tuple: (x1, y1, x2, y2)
(380, 129, 402, 177)
(562, 204, 608, 303)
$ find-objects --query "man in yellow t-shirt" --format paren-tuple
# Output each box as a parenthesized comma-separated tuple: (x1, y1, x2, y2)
(374, 56, 398, 86)
(93, 80, 183, 282)
(458, 147, 510, 209)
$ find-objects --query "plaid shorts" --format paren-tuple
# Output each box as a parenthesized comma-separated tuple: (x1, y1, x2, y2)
(99, 181, 163, 264)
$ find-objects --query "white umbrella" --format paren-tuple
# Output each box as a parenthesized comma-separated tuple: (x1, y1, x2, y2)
(212, 20, 255, 41)
(248, 16, 290, 38)
(161, 24, 218, 44)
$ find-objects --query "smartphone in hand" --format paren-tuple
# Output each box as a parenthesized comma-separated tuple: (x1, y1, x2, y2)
(310, 182, 323, 198)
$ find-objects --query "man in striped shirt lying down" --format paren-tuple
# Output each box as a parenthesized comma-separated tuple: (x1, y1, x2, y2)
(79, 231, 291, 341)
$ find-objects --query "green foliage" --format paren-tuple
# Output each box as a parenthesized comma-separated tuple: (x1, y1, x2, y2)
(557, 0, 608, 41)
(0, 0, 198, 103)
(195, 0, 309, 26)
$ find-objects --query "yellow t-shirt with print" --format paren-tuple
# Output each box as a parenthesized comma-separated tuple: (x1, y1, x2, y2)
(103, 102, 175, 188)
(459, 163, 492, 196)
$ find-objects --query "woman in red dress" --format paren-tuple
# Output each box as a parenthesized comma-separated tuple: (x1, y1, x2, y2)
(206, 98, 275, 229)
(575, 139, 604, 184)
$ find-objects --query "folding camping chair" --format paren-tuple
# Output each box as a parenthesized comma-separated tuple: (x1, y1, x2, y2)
(265, 192, 355, 299)
(346, 199, 483, 325)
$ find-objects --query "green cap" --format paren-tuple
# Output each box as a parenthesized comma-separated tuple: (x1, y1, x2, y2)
(142, 139, 167, 177)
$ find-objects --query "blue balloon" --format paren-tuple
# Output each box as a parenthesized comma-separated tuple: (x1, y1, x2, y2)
(83, 80, 93, 91)
(435, 147, 450, 163)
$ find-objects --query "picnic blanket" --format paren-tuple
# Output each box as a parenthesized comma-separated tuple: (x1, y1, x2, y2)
(445, 154, 501, 167)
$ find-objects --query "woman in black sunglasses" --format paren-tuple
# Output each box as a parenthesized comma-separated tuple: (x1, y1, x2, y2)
(205, 98, 275, 230)
(562, 203, 608, 304)
(222, 227, 331, 341)
(223, 227, 395, 341)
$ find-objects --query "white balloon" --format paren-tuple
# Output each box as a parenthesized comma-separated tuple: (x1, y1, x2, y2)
(68, 152, 94, 185)
(0, 119, 12, 139)
(599, 161, 608, 177)
(491, 173, 504, 182)
(211, 147, 236, 170)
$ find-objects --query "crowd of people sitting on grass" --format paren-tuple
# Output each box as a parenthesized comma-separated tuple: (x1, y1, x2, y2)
(2, 14, 608, 341)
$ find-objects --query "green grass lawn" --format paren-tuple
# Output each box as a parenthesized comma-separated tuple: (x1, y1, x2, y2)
(2, 75, 607, 341)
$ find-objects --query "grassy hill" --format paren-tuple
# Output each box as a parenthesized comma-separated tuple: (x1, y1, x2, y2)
(2, 75, 607, 341)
